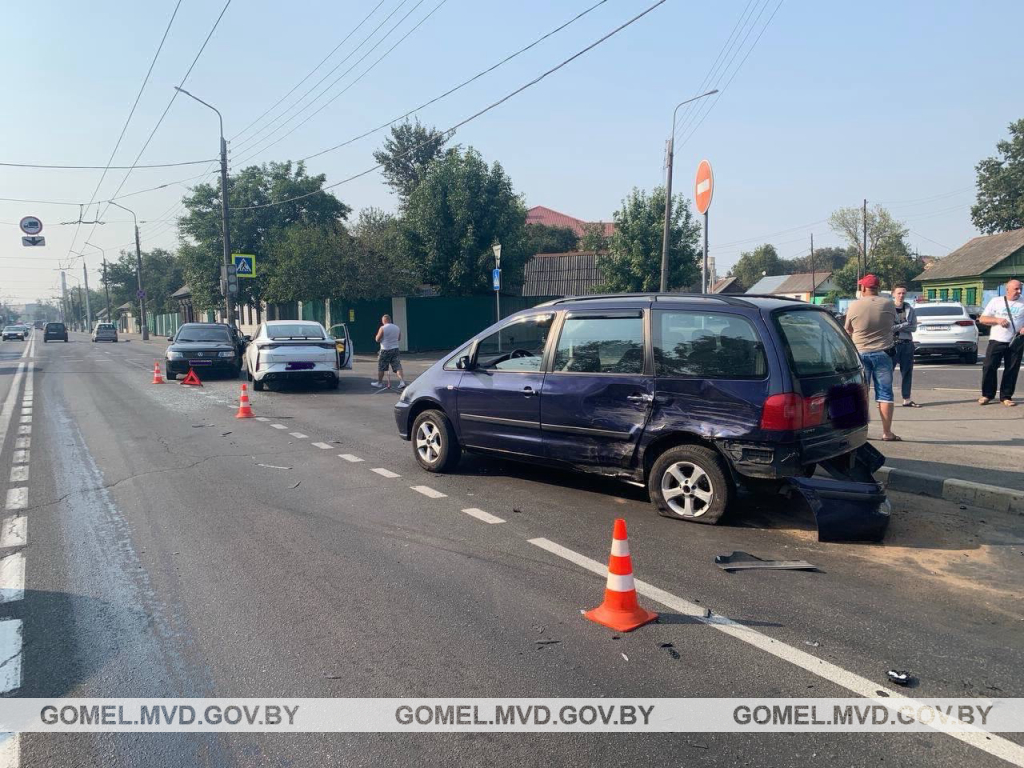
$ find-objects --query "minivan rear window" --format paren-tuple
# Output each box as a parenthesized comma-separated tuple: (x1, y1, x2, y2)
(775, 310, 861, 377)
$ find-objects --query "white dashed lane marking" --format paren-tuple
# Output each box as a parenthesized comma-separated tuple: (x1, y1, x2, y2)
(0, 517, 26, 548)
(462, 507, 505, 524)
(370, 468, 400, 478)
(13, 439, 27, 450)
(15, 427, 28, 436)
(0, 620, 23, 692)
(11, 451, 27, 465)
(4, 489, 26, 511)
(271, 424, 287, 430)
(338, 454, 364, 463)
(254, 417, 269, 422)
(8, 467, 27, 483)
(311, 442, 332, 450)
(411, 485, 446, 499)
(289, 432, 308, 439)
(0, 553, 25, 602)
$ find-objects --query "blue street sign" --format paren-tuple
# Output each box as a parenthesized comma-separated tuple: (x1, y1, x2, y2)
(232, 253, 256, 278)
(492, 268, 501, 291)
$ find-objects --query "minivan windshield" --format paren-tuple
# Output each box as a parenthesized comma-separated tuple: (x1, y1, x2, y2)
(775, 310, 861, 376)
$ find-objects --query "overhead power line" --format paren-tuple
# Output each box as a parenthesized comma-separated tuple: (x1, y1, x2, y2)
(232, 0, 669, 212)
(0, 158, 217, 170)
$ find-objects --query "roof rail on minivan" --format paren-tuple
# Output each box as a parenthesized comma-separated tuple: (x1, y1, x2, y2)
(535, 292, 811, 309)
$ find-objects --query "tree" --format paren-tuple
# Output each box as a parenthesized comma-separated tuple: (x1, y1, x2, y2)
(972, 119, 1024, 234)
(403, 147, 528, 295)
(579, 221, 610, 252)
(728, 244, 783, 291)
(828, 204, 908, 264)
(263, 224, 355, 304)
(372, 120, 449, 204)
(350, 208, 421, 298)
(178, 161, 349, 312)
(597, 187, 701, 292)
(788, 245, 853, 275)
(103, 247, 183, 315)
(525, 223, 578, 255)
(831, 235, 922, 295)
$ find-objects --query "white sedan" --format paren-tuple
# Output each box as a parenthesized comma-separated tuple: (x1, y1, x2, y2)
(243, 320, 340, 391)
(911, 302, 979, 364)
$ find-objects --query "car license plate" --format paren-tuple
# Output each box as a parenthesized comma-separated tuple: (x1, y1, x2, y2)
(189, 359, 213, 366)
(928, 325, 950, 331)
(286, 362, 314, 370)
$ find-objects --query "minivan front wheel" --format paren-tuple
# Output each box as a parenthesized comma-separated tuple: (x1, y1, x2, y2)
(412, 409, 461, 473)
(650, 445, 729, 524)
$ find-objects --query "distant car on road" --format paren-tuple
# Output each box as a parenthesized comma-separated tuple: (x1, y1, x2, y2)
(43, 322, 68, 342)
(91, 322, 118, 342)
(165, 323, 241, 380)
(911, 302, 979, 364)
(244, 320, 339, 391)
(2, 326, 26, 341)
(396, 293, 871, 525)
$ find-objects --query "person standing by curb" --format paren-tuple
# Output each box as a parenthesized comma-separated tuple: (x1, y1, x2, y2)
(891, 284, 919, 407)
(845, 274, 900, 441)
(372, 314, 407, 389)
(978, 278, 1024, 407)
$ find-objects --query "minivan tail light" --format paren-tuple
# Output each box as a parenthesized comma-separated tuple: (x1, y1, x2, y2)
(955, 320, 975, 326)
(760, 393, 826, 431)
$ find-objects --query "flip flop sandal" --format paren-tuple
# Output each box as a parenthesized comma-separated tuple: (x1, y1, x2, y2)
(978, 397, 991, 405)
(1003, 400, 1017, 407)
(902, 401, 921, 408)
(881, 435, 903, 442)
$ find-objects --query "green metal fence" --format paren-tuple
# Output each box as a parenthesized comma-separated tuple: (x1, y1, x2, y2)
(404, 295, 554, 352)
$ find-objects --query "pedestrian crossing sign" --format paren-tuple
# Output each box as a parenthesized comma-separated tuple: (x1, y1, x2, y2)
(232, 253, 256, 278)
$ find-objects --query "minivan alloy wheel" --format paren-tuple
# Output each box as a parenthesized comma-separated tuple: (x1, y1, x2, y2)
(661, 461, 714, 517)
(416, 421, 443, 465)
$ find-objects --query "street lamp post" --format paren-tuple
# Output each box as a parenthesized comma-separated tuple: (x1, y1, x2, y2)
(70, 250, 93, 330)
(85, 242, 111, 319)
(660, 89, 718, 292)
(107, 201, 149, 340)
(175, 86, 235, 327)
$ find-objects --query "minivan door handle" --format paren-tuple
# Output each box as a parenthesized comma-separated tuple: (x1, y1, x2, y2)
(626, 393, 654, 404)
(522, 386, 537, 396)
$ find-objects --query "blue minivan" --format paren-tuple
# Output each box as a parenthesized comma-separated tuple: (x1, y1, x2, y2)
(395, 294, 869, 524)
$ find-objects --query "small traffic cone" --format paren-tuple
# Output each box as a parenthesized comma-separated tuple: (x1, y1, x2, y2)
(584, 519, 657, 632)
(151, 361, 164, 384)
(235, 383, 254, 418)
(180, 368, 203, 387)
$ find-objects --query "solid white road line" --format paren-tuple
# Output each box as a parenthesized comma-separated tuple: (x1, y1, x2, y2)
(0, 553, 25, 602)
(0, 732, 19, 767)
(338, 454, 364, 463)
(311, 442, 332, 449)
(4, 489, 26, 512)
(8, 467, 27, 483)
(528, 537, 1024, 766)
(0, 619, 23, 692)
(11, 452, 27, 466)
(411, 485, 446, 499)
(289, 432, 308, 439)
(461, 507, 505, 524)
(370, 468, 400, 479)
(0, 517, 26, 548)
(271, 424, 287, 430)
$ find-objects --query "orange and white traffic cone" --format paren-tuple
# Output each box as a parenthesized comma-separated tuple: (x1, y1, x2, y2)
(584, 519, 658, 632)
(235, 383, 254, 419)
(152, 361, 164, 384)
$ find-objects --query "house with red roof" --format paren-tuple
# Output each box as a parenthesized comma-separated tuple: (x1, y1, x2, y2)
(526, 206, 615, 239)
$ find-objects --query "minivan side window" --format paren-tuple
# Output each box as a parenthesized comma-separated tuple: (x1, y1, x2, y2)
(654, 311, 767, 379)
(475, 314, 553, 372)
(774, 310, 861, 376)
(552, 315, 645, 374)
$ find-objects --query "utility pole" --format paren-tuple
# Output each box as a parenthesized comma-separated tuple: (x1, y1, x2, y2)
(862, 198, 868, 279)
(82, 260, 92, 331)
(660, 89, 718, 292)
(102, 259, 111, 319)
(60, 271, 68, 323)
(108, 201, 148, 340)
(810, 233, 815, 305)
(174, 86, 235, 326)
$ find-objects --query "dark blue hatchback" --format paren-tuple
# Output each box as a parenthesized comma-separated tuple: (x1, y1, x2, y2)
(395, 294, 869, 524)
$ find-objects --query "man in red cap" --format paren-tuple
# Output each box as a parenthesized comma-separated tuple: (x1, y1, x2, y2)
(845, 274, 900, 441)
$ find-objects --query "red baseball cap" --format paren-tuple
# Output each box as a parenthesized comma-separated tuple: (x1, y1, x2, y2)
(857, 274, 880, 289)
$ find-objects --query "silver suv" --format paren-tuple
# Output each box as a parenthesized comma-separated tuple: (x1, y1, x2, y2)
(91, 322, 118, 343)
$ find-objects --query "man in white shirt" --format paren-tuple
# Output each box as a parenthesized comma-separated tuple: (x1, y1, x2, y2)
(978, 279, 1024, 406)
(372, 314, 407, 389)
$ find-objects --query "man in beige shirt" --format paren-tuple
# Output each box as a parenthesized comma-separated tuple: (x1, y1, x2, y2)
(845, 274, 899, 441)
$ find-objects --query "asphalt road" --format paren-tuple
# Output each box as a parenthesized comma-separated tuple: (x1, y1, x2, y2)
(1, 332, 1021, 767)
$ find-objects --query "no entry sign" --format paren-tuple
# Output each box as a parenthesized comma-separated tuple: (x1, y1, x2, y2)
(694, 160, 713, 215)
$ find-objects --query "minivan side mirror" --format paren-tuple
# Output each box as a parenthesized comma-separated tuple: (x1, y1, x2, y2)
(456, 355, 472, 370)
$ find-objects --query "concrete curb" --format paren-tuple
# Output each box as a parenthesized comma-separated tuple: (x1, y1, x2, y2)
(877, 467, 1024, 515)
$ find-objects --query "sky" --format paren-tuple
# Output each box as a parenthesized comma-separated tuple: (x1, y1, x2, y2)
(0, 0, 1021, 306)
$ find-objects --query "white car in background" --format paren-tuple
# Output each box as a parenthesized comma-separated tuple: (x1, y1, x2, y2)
(911, 302, 979, 364)
(243, 320, 340, 391)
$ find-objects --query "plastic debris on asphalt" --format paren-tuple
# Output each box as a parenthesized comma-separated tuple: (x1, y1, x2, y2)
(715, 551, 817, 571)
